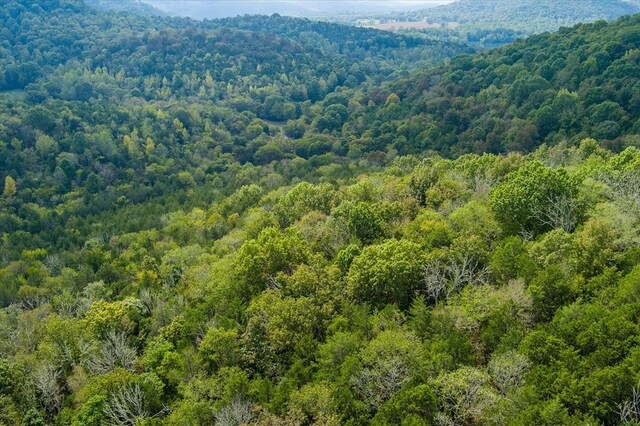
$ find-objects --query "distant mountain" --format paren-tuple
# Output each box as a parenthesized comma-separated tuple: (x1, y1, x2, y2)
(86, 0, 165, 16)
(403, 0, 640, 33)
(142, 0, 448, 19)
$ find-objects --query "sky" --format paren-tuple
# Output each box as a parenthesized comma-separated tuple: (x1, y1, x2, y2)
(142, 0, 456, 19)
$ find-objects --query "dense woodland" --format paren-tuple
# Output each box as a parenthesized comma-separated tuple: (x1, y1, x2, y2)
(368, 0, 640, 46)
(1, 0, 640, 425)
(345, 15, 640, 157)
(85, 0, 165, 17)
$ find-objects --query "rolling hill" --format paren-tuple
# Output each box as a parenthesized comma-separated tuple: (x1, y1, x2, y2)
(408, 0, 640, 32)
(86, 0, 165, 16)
(1, 2, 640, 425)
(343, 14, 640, 156)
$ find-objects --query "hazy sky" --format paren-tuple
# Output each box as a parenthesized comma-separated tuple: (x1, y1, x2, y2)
(142, 0, 456, 19)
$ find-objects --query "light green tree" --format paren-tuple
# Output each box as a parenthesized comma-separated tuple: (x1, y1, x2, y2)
(3, 176, 16, 197)
(347, 239, 425, 309)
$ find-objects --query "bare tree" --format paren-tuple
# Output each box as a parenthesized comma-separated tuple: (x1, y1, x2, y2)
(32, 363, 64, 415)
(422, 255, 489, 304)
(422, 258, 449, 304)
(433, 412, 456, 426)
(19, 292, 49, 311)
(54, 296, 80, 317)
(532, 193, 582, 233)
(437, 367, 497, 426)
(44, 254, 64, 276)
(15, 308, 47, 352)
(137, 288, 154, 316)
(215, 398, 255, 426)
(447, 253, 488, 295)
(488, 351, 529, 395)
(104, 383, 148, 426)
(472, 175, 496, 197)
(518, 228, 535, 244)
(84, 331, 137, 374)
(599, 170, 640, 213)
(618, 171, 640, 211)
(353, 356, 412, 411)
(51, 337, 83, 372)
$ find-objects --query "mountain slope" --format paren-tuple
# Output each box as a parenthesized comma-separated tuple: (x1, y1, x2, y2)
(86, 0, 165, 16)
(143, 0, 445, 19)
(343, 14, 640, 157)
(0, 1, 469, 94)
(2, 2, 640, 426)
(407, 0, 640, 32)
(0, 0, 469, 260)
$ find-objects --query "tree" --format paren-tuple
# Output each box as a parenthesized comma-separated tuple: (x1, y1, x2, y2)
(104, 383, 149, 425)
(198, 328, 242, 371)
(215, 398, 255, 426)
(288, 383, 339, 425)
(490, 161, 581, 236)
(352, 330, 422, 411)
(35, 134, 59, 158)
(385, 93, 400, 105)
(422, 237, 489, 304)
(235, 227, 311, 294)
(409, 163, 439, 207)
(435, 367, 499, 425)
(372, 384, 437, 426)
(528, 265, 574, 322)
(488, 350, 529, 394)
(347, 239, 425, 309)
(32, 363, 63, 415)
(617, 381, 640, 424)
(3, 176, 16, 197)
(333, 201, 385, 245)
(243, 290, 321, 377)
(532, 193, 583, 233)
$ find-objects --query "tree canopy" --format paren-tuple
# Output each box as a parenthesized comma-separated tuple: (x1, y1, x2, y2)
(1, 1, 640, 424)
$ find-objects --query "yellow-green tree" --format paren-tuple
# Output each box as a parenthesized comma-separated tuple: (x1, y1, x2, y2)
(3, 176, 16, 197)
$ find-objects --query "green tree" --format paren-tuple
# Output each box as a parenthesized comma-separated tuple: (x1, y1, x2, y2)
(3, 176, 16, 197)
(236, 227, 312, 294)
(347, 239, 425, 309)
(199, 328, 242, 371)
(409, 163, 439, 207)
(372, 384, 437, 425)
(490, 161, 581, 236)
(333, 201, 385, 245)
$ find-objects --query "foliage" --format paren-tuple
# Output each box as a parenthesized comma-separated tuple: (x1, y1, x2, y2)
(1, 2, 640, 424)
(344, 15, 640, 157)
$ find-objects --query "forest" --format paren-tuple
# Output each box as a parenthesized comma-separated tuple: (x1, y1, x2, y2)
(1, 0, 640, 425)
(85, 0, 165, 17)
(370, 0, 640, 46)
(345, 14, 640, 157)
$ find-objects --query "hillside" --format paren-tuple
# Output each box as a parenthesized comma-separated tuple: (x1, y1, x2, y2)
(409, 0, 640, 32)
(0, 1, 467, 94)
(365, 0, 640, 45)
(2, 2, 640, 425)
(85, 0, 165, 16)
(142, 0, 445, 20)
(343, 15, 640, 157)
(0, 0, 470, 255)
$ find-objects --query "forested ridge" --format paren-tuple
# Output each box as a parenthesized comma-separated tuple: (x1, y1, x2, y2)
(406, 0, 640, 32)
(344, 15, 640, 157)
(378, 0, 640, 46)
(2, 1, 640, 425)
(0, 0, 468, 258)
(84, 0, 165, 17)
